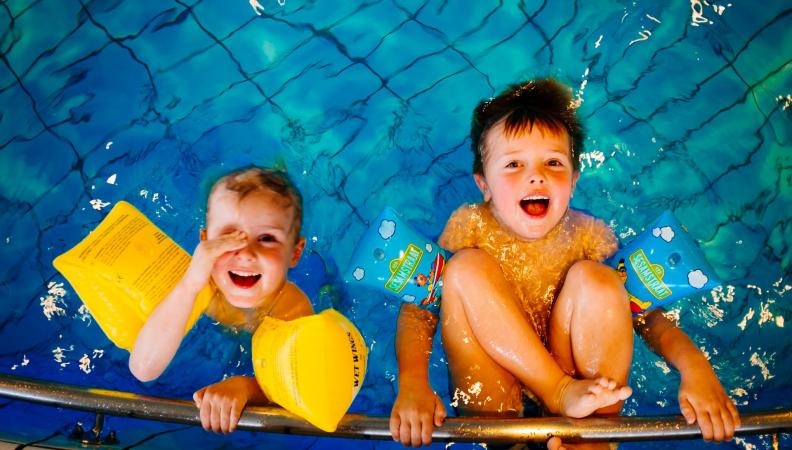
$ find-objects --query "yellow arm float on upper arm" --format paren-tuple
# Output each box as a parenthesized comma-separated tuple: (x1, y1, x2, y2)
(53, 201, 211, 351)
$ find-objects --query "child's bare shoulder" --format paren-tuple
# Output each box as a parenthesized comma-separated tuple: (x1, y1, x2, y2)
(567, 209, 617, 261)
(439, 203, 490, 251)
(271, 282, 314, 321)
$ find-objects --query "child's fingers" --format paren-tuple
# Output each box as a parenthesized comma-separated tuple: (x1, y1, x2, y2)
(726, 398, 741, 427)
(434, 401, 447, 427)
(679, 397, 696, 424)
(696, 408, 714, 441)
(420, 415, 434, 446)
(210, 232, 248, 254)
(720, 408, 735, 440)
(229, 401, 240, 433)
(199, 400, 212, 431)
(398, 420, 412, 447)
(193, 388, 205, 408)
(210, 401, 222, 433)
(709, 410, 726, 442)
(220, 400, 231, 434)
(411, 419, 425, 447)
(389, 414, 400, 441)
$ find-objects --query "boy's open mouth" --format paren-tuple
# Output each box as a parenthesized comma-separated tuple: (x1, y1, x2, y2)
(228, 270, 261, 288)
(520, 195, 549, 218)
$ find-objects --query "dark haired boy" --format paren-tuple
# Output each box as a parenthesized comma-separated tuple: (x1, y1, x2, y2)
(390, 79, 739, 449)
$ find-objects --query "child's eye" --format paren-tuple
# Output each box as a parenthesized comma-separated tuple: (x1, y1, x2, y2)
(547, 159, 563, 167)
(258, 234, 277, 243)
(505, 161, 520, 168)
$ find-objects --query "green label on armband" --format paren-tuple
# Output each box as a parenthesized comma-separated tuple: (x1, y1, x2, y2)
(629, 249, 672, 300)
(385, 244, 423, 293)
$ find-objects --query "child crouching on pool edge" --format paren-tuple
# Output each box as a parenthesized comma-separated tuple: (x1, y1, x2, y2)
(129, 166, 314, 434)
(390, 79, 740, 449)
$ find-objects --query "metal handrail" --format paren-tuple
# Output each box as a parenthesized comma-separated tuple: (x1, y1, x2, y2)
(1, 374, 790, 443)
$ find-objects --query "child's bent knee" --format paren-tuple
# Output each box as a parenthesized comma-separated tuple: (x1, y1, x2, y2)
(567, 261, 628, 307)
(444, 248, 496, 287)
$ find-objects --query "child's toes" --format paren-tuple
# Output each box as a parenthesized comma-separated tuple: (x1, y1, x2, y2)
(618, 386, 633, 400)
(588, 383, 603, 395)
(593, 377, 612, 389)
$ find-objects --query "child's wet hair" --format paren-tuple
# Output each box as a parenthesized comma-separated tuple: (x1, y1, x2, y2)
(471, 78, 584, 174)
(207, 166, 303, 240)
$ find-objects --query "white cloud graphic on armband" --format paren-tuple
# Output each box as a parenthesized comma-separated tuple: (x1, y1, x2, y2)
(379, 220, 396, 240)
(652, 226, 675, 242)
(688, 270, 708, 289)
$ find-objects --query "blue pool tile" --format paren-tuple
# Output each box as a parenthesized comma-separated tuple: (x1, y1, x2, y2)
(121, 6, 216, 76)
(222, 16, 314, 76)
(190, 0, 261, 41)
(388, 47, 469, 100)
(273, 56, 382, 118)
(467, 24, 549, 90)
(277, 1, 369, 33)
(80, 1, 177, 41)
(451, 4, 528, 60)
(366, 20, 446, 82)
(414, 1, 498, 43)
(328, 1, 410, 59)
(2, 0, 83, 75)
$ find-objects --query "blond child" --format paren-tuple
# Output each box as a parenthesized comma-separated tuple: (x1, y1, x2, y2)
(390, 79, 739, 449)
(129, 166, 314, 434)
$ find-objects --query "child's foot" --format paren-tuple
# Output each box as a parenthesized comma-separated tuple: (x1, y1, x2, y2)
(557, 376, 632, 418)
(547, 436, 614, 450)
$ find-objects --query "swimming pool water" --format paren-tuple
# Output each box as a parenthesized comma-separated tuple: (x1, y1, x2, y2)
(0, 1, 790, 449)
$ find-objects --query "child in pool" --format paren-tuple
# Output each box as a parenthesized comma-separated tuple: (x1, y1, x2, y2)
(389, 79, 740, 449)
(129, 166, 313, 434)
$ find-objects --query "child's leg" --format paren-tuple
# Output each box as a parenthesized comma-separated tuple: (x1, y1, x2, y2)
(440, 249, 630, 418)
(548, 260, 634, 415)
(546, 261, 633, 449)
(441, 283, 525, 416)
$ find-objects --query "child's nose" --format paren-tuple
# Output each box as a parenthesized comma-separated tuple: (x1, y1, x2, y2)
(528, 171, 545, 184)
(234, 242, 256, 260)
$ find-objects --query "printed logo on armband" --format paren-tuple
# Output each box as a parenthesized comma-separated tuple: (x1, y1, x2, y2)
(385, 244, 423, 293)
(629, 249, 672, 300)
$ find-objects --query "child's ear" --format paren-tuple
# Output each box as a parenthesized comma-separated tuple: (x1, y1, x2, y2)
(199, 228, 207, 241)
(571, 171, 580, 196)
(290, 236, 306, 267)
(474, 173, 491, 202)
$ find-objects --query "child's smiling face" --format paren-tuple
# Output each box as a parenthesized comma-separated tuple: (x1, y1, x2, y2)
(475, 120, 579, 241)
(205, 187, 303, 309)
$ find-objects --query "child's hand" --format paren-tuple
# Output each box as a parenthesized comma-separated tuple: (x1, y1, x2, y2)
(678, 363, 741, 442)
(390, 381, 446, 447)
(183, 231, 247, 291)
(193, 376, 255, 434)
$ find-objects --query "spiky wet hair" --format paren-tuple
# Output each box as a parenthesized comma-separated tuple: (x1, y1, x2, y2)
(470, 78, 584, 174)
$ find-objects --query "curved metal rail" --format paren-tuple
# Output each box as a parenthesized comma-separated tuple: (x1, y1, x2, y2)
(1, 374, 790, 443)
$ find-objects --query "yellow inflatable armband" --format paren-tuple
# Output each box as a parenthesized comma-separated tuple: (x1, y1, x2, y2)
(252, 309, 367, 432)
(53, 201, 211, 351)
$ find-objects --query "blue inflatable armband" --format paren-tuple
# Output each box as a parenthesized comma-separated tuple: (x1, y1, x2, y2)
(346, 207, 449, 313)
(607, 210, 721, 315)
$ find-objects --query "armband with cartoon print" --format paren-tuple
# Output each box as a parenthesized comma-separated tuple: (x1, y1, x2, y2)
(607, 210, 722, 315)
(346, 207, 448, 313)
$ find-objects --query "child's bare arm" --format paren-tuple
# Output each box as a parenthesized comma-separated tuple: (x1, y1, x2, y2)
(390, 303, 446, 447)
(635, 309, 740, 442)
(129, 231, 246, 382)
(193, 376, 268, 434)
(269, 282, 314, 321)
